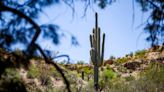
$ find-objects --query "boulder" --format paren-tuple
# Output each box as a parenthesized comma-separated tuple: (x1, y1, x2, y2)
(124, 62, 141, 70)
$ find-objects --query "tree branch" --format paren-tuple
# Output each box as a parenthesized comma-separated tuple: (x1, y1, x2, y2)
(0, 3, 41, 53)
(146, 0, 160, 10)
(0, 3, 71, 92)
(34, 44, 71, 92)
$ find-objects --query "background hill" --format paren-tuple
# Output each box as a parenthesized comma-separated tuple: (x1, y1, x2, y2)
(0, 45, 164, 92)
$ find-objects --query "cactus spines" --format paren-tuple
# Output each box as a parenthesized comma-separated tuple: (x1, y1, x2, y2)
(90, 12, 105, 91)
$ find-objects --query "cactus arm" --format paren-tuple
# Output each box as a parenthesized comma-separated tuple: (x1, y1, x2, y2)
(90, 48, 96, 64)
(97, 28, 101, 66)
(90, 34, 93, 48)
(101, 33, 105, 65)
(95, 12, 98, 29)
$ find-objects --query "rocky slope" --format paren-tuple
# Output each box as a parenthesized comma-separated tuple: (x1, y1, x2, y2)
(0, 46, 164, 92)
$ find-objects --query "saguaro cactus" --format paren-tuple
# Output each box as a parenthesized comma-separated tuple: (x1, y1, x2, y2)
(90, 12, 105, 91)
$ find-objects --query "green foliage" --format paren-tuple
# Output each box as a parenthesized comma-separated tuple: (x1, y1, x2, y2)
(26, 83, 42, 92)
(49, 66, 60, 77)
(104, 62, 164, 92)
(39, 74, 52, 86)
(27, 64, 39, 79)
(135, 50, 147, 58)
(12, 49, 24, 56)
(136, 0, 163, 46)
(129, 52, 133, 57)
(0, 68, 20, 82)
(99, 67, 117, 90)
(66, 73, 77, 84)
(124, 76, 135, 81)
(117, 65, 128, 73)
(83, 66, 93, 81)
(80, 62, 164, 92)
(59, 60, 67, 65)
(101, 67, 117, 80)
(116, 57, 128, 63)
(0, 68, 26, 92)
(109, 55, 116, 60)
(77, 61, 85, 65)
(83, 67, 93, 75)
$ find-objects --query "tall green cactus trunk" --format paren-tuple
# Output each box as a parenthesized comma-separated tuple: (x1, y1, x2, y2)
(90, 12, 105, 91)
(94, 65, 99, 90)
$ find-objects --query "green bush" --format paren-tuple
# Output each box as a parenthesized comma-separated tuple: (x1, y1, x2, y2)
(49, 66, 60, 77)
(135, 50, 147, 58)
(0, 68, 27, 92)
(39, 74, 52, 86)
(99, 67, 117, 91)
(101, 68, 116, 80)
(77, 61, 85, 65)
(124, 76, 135, 81)
(110, 62, 164, 92)
(80, 62, 164, 92)
(83, 67, 93, 75)
(117, 65, 128, 73)
(116, 57, 128, 63)
(27, 64, 39, 79)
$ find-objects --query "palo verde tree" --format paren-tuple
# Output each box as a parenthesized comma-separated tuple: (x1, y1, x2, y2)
(136, 0, 164, 46)
(0, 0, 163, 57)
(0, 0, 79, 51)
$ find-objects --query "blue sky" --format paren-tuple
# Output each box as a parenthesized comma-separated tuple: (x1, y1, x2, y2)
(38, 0, 150, 63)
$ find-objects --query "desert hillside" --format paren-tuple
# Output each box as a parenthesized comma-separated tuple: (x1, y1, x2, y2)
(0, 46, 164, 92)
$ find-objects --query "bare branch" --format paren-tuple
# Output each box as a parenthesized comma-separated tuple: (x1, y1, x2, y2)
(0, 3, 41, 53)
(34, 44, 71, 92)
(0, 3, 71, 92)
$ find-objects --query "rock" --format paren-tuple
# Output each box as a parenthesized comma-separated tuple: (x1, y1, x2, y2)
(147, 52, 160, 60)
(124, 62, 141, 70)
(104, 60, 114, 66)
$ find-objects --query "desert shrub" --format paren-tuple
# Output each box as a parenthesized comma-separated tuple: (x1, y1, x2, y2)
(109, 80, 132, 92)
(117, 65, 128, 73)
(12, 49, 23, 56)
(136, 62, 164, 92)
(135, 50, 147, 58)
(59, 60, 67, 65)
(67, 73, 77, 84)
(27, 64, 39, 79)
(49, 66, 60, 77)
(39, 73, 52, 86)
(85, 80, 94, 92)
(124, 76, 135, 81)
(83, 67, 93, 80)
(116, 57, 128, 63)
(129, 52, 133, 57)
(0, 68, 27, 92)
(99, 66, 117, 91)
(77, 61, 85, 65)
(26, 82, 42, 92)
(81, 62, 164, 92)
(109, 62, 164, 92)
(109, 55, 116, 60)
(101, 68, 116, 80)
(38, 63, 53, 87)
